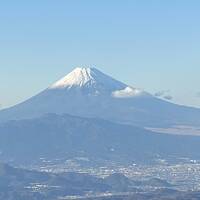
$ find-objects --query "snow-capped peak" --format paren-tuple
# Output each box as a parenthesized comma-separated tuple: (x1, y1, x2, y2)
(50, 67, 95, 89)
(49, 67, 126, 90)
(49, 67, 146, 97)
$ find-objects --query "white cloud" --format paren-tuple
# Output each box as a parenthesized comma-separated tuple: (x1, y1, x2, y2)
(112, 87, 143, 98)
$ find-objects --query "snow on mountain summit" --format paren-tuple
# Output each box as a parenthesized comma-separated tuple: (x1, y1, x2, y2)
(50, 67, 125, 89)
(49, 67, 145, 97)
(50, 67, 96, 89)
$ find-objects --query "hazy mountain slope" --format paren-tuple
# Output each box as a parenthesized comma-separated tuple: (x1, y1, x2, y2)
(0, 114, 200, 164)
(0, 67, 200, 127)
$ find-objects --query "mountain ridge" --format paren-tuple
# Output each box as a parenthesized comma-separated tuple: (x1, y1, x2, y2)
(1, 113, 200, 165)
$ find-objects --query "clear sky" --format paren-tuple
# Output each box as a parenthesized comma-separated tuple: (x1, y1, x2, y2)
(0, 0, 200, 109)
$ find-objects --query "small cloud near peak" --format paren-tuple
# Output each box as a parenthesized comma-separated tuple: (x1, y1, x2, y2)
(154, 90, 173, 101)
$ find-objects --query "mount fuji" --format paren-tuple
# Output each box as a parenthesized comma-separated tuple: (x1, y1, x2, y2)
(1, 67, 200, 165)
(0, 67, 200, 128)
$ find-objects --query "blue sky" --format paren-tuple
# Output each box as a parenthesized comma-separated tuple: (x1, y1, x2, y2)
(0, 0, 200, 108)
